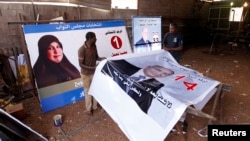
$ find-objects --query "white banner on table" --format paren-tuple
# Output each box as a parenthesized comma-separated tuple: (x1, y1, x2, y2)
(90, 50, 220, 141)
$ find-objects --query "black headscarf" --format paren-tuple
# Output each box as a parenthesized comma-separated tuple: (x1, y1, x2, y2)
(33, 35, 80, 88)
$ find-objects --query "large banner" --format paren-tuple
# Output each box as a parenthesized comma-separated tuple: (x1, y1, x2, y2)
(0, 109, 48, 141)
(22, 20, 132, 112)
(90, 50, 220, 141)
(132, 16, 162, 53)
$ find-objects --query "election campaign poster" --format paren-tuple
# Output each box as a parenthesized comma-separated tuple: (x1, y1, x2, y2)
(132, 16, 162, 53)
(89, 50, 220, 141)
(22, 20, 132, 112)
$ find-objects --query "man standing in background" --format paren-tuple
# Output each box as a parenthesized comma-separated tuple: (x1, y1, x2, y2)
(78, 32, 106, 116)
(162, 23, 183, 63)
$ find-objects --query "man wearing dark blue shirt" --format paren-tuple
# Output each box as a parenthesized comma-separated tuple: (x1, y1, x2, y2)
(162, 23, 183, 63)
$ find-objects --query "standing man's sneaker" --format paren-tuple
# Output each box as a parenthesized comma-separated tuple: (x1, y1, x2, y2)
(182, 120, 188, 134)
(86, 110, 93, 116)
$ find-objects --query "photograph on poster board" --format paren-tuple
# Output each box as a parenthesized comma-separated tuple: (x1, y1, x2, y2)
(132, 16, 162, 53)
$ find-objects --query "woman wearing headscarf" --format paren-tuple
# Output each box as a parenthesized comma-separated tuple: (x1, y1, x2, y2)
(33, 35, 80, 88)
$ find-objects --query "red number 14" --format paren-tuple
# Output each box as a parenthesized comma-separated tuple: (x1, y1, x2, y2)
(175, 75, 198, 91)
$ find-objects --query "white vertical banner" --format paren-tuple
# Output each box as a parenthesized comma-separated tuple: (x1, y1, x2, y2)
(132, 16, 162, 53)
